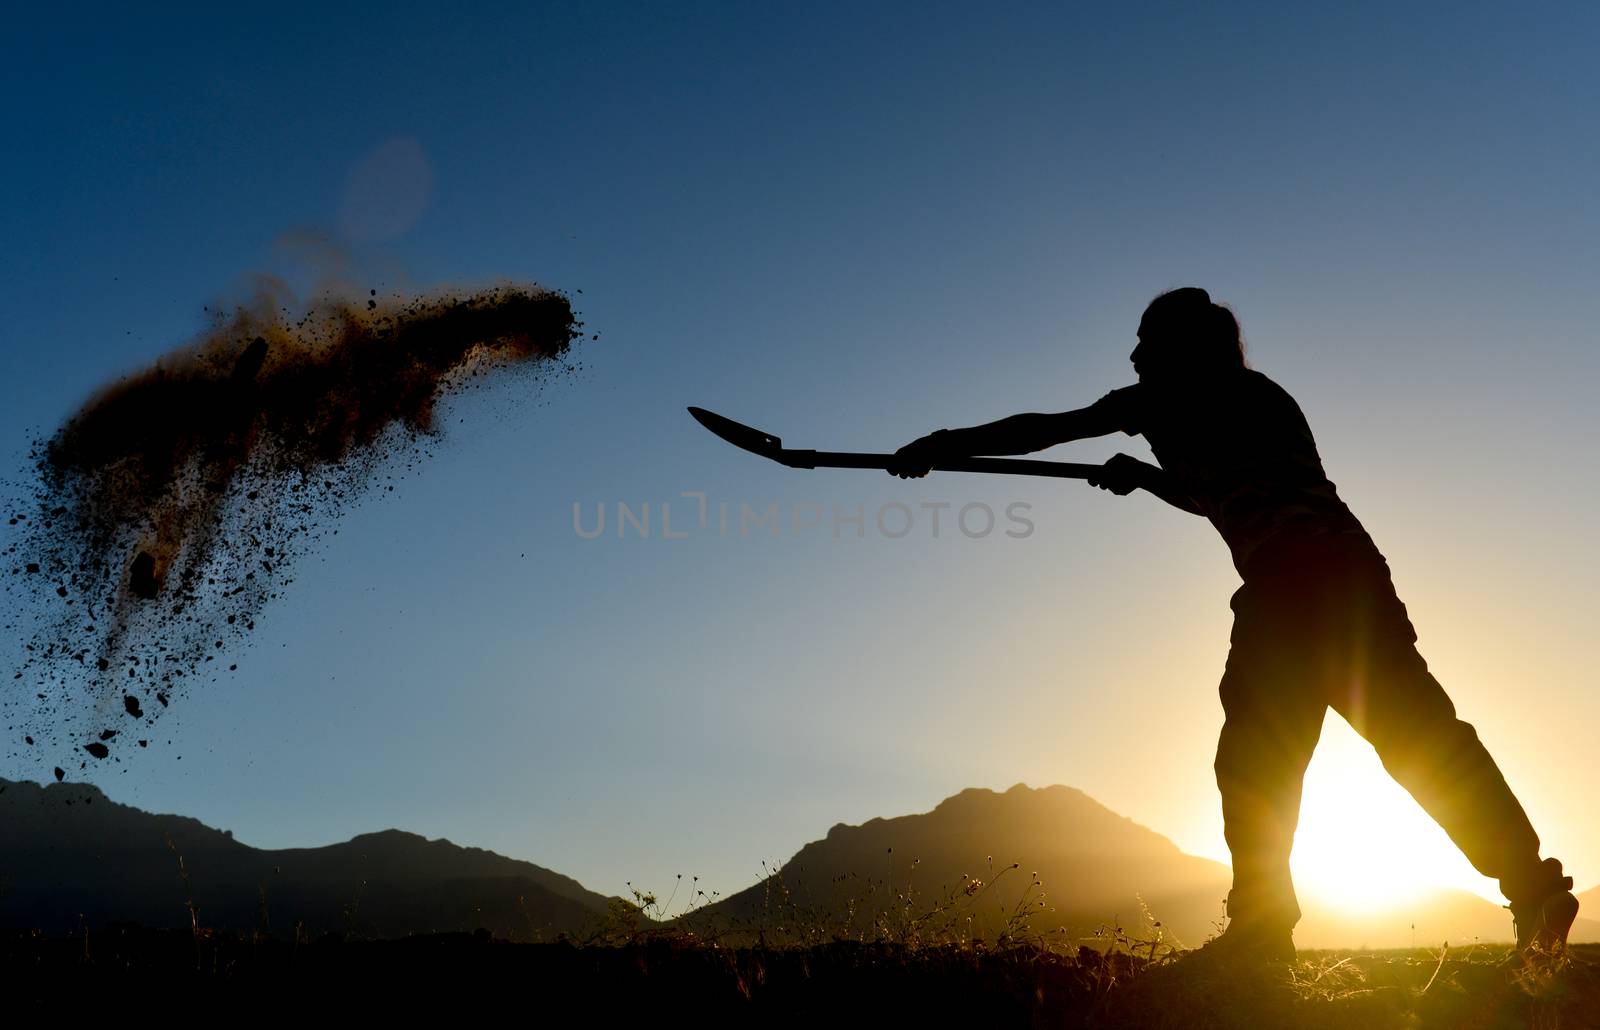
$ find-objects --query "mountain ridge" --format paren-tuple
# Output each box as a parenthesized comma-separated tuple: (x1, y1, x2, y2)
(5, 776, 1592, 949)
(694, 782, 1598, 950)
(0, 777, 613, 938)
(694, 781, 1234, 946)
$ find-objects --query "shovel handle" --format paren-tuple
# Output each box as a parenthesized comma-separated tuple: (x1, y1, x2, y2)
(781, 449, 1102, 480)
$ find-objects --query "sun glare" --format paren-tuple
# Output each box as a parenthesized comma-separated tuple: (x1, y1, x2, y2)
(1290, 714, 1500, 913)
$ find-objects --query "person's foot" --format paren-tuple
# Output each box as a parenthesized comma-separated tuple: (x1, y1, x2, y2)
(1511, 885, 1579, 957)
(1186, 921, 1297, 967)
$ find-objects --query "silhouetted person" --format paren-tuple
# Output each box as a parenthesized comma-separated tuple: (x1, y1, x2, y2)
(888, 287, 1578, 964)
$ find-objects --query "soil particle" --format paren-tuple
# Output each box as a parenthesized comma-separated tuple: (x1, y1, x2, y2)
(4, 284, 586, 774)
(128, 551, 159, 600)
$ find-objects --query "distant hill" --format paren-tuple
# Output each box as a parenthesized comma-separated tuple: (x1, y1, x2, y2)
(689, 783, 1600, 951)
(1298, 887, 1599, 950)
(691, 783, 1235, 947)
(5, 776, 1590, 950)
(0, 778, 613, 939)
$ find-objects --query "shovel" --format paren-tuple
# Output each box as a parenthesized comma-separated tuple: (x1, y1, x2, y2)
(688, 407, 1106, 480)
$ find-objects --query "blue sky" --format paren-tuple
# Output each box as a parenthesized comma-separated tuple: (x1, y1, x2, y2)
(3, 2, 1597, 908)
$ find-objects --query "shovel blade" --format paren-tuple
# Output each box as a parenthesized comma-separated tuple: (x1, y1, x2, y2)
(687, 407, 784, 458)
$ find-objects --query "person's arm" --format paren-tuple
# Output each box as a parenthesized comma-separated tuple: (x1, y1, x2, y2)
(943, 407, 1124, 456)
(885, 393, 1207, 516)
(1087, 454, 1206, 516)
(887, 405, 1122, 477)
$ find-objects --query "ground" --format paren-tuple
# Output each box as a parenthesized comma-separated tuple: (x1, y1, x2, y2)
(9, 927, 1595, 1027)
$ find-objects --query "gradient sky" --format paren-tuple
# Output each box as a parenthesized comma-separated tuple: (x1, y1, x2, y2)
(3, 2, 1597, 912)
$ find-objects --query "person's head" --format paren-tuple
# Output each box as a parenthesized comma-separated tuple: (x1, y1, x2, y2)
(1130, 287, 1245, 383)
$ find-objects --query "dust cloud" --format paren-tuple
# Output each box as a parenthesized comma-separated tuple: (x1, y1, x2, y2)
(3, 284, 586, 774)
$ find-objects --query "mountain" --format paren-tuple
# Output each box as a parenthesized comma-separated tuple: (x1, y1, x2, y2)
(691, 783, 1235, 948)
(0, 778, 613, 939)
(1297, 888, 1599, 950)
(689, 783, 1600, 951)
(6, 776, 1590, 950)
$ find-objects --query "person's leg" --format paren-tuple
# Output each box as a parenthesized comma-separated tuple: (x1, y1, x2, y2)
(1214, 587, 1329, 933)
(1325, 562, 1570, 920)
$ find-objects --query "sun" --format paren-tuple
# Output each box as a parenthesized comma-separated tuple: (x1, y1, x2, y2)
(1289, 714, 1500, 914)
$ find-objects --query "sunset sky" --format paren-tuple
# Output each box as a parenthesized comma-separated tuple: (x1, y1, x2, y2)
(3, 3, 1597, 915)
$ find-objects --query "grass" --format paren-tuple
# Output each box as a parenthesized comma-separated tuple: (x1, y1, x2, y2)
(611, 852, 1188, 960)
(566, 861, 1597, 1028)
(8, 850, 1594, 1026)
(1102, 944, 1599, 1029)
(9, 926, 1596, 1026)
